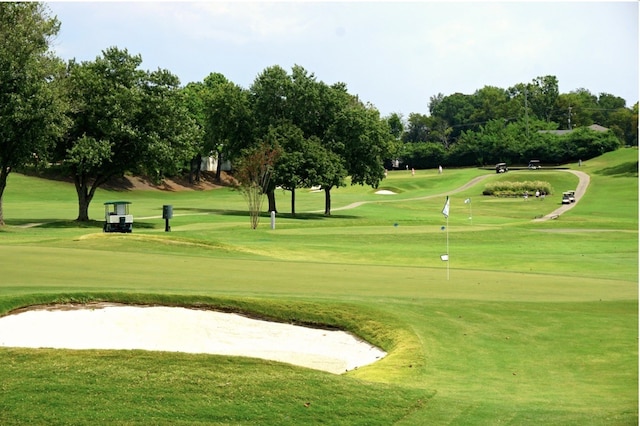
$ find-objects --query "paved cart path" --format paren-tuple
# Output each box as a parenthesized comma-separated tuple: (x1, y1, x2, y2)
(531, 170, 590, 222)
(317, 174, 493, 213)
(323, 170, 590, 223)
(135, 169, 590, 222)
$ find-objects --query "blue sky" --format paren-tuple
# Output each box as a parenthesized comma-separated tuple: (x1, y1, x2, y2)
(47, 1, 638, 117)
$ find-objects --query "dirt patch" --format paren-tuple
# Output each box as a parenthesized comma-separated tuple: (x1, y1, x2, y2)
(102, 171, 237, 192)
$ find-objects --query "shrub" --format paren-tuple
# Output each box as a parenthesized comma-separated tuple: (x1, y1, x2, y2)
(483, 180, 553, 197)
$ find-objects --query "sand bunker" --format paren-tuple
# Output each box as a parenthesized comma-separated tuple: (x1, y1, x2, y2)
(375, 190, 396, 195)
(0, 304, 386, 374)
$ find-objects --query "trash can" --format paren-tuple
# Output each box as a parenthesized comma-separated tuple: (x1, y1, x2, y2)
(162, 205, 173, 219)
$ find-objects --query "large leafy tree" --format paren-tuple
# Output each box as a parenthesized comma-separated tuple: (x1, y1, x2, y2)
(137, 68, 201, 180)
(249, 65, 392, 216)
(469, 85, 513, 125)
(202, 73, 254, 181)
(59, 47, 199, 221)
(553, 89, 598, 130)
(182, 81, 209, 183)
(249, 65, 291, 212)
(0, 2, 66, 225)
(250, 65, 348, 215)
(324, 97, 391, 214)
(402, 113, 430, 143)
(268, 122, 308, 216)
(429, 92, 476, 141)
(385, 113, 404, 140)
(606, 102, 638, 146)
(527, 75, 559, 123)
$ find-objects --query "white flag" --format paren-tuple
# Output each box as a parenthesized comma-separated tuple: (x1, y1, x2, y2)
(464, 198, 471, 204)
(442, 196, 450, 218)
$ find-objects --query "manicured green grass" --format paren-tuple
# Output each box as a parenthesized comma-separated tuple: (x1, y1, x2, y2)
(0, 148, 637, 424)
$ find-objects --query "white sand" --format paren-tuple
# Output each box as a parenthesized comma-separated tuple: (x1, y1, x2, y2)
(375, 190, 396, 195)
(0, 304, 386, 374)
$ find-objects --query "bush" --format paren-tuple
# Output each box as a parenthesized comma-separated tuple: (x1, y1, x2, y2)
(483, 180, 553, 197)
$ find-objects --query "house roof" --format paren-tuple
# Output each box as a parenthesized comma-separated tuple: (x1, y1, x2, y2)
(538, 124, 609, 135)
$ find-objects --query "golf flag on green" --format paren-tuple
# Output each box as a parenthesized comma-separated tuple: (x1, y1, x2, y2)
(442, 196, 450, 218)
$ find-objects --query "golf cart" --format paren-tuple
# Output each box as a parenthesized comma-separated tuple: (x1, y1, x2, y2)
(495, 163, 508, 173)
(103, 201, 133, 233)
(561, 192, 575, 205)
(528, 160, 541, 170)
(565, 191, 576, 203)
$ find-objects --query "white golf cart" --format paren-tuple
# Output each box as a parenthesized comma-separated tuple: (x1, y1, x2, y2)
(103, 201, 133, 233)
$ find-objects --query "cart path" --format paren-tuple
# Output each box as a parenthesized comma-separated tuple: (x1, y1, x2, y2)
(142, 169, 589, 221)
(320, 170, 590, 223)
(312, 174, 493, 213)
(532, 170, 590, 222)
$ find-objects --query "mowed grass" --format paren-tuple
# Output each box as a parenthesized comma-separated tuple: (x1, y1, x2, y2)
(0, 148, 637, 424)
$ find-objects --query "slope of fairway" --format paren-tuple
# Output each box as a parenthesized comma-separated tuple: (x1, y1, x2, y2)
(0, 148, 637, 424)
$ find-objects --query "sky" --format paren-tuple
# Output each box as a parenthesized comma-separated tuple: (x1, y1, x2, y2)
(46, 1, 639, 118)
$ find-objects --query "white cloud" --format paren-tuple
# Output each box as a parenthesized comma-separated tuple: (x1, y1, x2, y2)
(47, 1, 639, 116)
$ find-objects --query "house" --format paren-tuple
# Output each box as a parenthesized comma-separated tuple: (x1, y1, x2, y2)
(201, 156, 231, 172)
(538, 124, 609, 136)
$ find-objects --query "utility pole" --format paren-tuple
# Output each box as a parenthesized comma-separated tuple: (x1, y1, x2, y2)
(568, 106, 572, 130)
(524, 89, 529, 140)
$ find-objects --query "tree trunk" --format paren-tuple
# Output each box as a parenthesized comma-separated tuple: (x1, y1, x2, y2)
(215, 151, 222, 182)
(74, 173, 101, 222)
(77, 191, 91, 222)
(290, 187, 296, 217)
(323, 186, 332, 216)
(189, 155, 201, 184)
(75, 177, 91, 221)
(0, 165, 9, 226)
(267, 188, 277, 213)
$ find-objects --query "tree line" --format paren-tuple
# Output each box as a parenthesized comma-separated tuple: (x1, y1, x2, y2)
(1, 3, 636, 225)
(391, 76, 636, 170)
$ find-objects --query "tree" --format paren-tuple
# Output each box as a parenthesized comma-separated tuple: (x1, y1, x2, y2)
(606, 103, 638, 146)
(137, 68, 201, 181)
(469, 85, 513, 125)
(249, 65, 291, 213)
(268, 122, 306, 215)
(234, 142, 280, 229)
(250, 64, 348, 215)
(0, 2, 66, 225)
(385, 113, 404, 140)
(182, 81, 209, 183)
(325, 99, 391, 213)
(202, 73, 254, 181)
(429, 92, 476, 141)
(59, 47, 199, 221)
(553, 89, 598, 130)
(402, 113, 430, 143)
(528, 75, 559, 123)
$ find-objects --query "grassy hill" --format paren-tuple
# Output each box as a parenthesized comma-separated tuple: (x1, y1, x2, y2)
(0, 148, 637, 424)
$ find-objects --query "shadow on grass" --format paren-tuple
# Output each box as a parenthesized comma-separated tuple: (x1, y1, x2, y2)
(175, 207, 360, 220)
(595, 161, 638, 178)
(5, 219, 157, 230)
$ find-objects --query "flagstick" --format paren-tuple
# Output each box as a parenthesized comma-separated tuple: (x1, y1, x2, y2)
(446, 214, 450, 281)
(441, 195, 450, 281)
